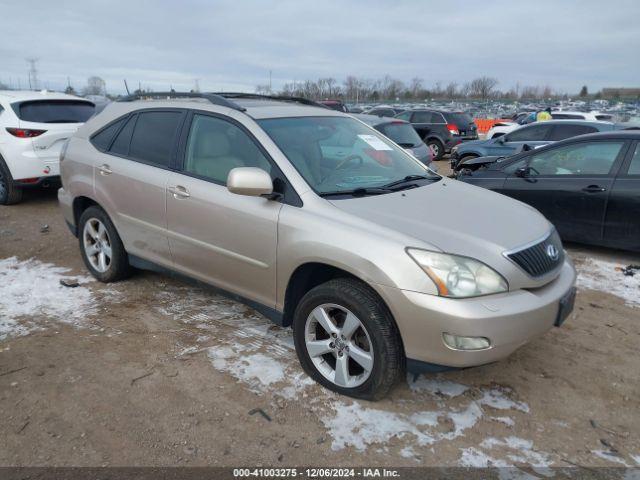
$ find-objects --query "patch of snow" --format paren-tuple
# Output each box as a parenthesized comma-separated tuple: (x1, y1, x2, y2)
(409, 375, 469, 397)
(481, 437, 552, 467)
(459, 447, 509, 467)
(0, 257, 96, 340)
(400, 446, 418, 459)
(443, 402, 484, 439)
(491, 416, 515, 427)
(576, 258, 640, 307)
(632, 454, 640, 465)
(321, 401, 436, 452)
(592, 449, 630, 467)
(478, 388, 530, 413)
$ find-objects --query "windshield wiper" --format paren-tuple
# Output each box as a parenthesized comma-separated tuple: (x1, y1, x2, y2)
(382, 174, 439, 190)
(319, 187, 392, 197)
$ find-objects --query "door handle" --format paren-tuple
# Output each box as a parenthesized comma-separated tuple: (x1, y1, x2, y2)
(168, 185, 190, 199)
(582, 185, 606, 193)
(98, 164, 112, 176)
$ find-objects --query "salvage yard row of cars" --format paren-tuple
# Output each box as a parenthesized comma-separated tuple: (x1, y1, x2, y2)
(0, 89, 637, 399)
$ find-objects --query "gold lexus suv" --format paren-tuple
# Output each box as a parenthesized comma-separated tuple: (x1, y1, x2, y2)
(58, 92, 576, 400)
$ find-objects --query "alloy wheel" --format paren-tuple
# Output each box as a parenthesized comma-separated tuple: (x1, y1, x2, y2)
(304, 303, 374, 388)
(83, 218, 112, 273)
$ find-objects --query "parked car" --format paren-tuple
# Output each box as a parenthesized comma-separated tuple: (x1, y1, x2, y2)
(59, 92, 576, 400)
(347, 105, 365, 114)
(457, 130, 640, 252)
(0, 90, 95, 204)
(365, 106, 405, 118)
(395, 109, 478, 160)
(319, 100, 347, 112)
(450, 120, 617, 169)
(353, 114, 433, 168)
(486, 111, 615, 140)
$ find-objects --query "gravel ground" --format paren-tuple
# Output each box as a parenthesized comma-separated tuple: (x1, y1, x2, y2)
(0, 165, 639, 473)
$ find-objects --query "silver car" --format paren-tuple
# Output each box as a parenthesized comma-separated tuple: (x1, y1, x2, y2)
(58, 92, 577, 400)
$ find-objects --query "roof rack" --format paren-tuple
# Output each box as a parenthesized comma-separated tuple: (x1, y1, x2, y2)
(213, 92, 328, 109)
(117, 92, 246, 112)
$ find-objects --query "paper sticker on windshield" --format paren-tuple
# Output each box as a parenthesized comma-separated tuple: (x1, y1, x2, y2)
(358, 134, 392, 151)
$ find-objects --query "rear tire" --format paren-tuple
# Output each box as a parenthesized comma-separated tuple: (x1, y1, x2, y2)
(0, 156, 23, 205)
(293, 278, 403, 401)
(426, 139, 444, 161)
(78, 206, 132, 282)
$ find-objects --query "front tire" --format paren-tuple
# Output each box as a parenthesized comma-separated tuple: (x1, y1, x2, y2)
(426, 139, 444, 161)
(78, 206, 132, 282)
(293, 278, 403, 400)
(0, 156, 23, 205)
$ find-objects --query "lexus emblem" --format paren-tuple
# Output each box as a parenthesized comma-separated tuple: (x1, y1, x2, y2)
(546, 244, 560, 261)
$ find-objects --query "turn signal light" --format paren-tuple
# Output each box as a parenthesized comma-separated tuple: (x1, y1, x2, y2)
(6, 128, 47, 138)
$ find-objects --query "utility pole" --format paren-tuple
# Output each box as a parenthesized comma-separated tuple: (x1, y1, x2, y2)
(26, 58, 39, 90)
(269, 70, 272, 93)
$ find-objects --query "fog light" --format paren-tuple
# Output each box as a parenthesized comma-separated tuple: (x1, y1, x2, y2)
(443, 333, 491, 351)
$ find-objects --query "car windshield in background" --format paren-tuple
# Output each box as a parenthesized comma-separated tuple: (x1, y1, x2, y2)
(378, 122, 423, 148)
(258, 116, 437, 195)
(446, 112, 473, 126)
(16, 100, 95, 123)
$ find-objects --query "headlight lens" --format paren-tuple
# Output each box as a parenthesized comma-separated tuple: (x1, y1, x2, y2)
(407, 249, 508, 298)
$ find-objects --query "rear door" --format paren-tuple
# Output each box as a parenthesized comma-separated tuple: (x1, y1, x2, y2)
(548, 123, 599, 142)
(166, 112, 282, 307)
(488, 123, 552, 156)
(410, 111, 435, 140)
(93, 109, 186, 267)
(16, 100, 95, 174)
(603, 141, 640, 251)
(500, 139, 628, 242)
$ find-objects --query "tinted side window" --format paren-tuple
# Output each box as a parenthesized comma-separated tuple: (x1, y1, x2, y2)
(129, 111, 182, 167)
(109, 115, 137, 156)
(628, 143, 640, 175)
(551, 113, 584, 120)
(529, 141, 624, 176)
(550, 124, 598, 141)
(412, 112, 433, 123)
(505, 124, 551, 142)
(91, 118, 126, 151)
(396, 111, 412, 121)
(184, 114, 271, 184)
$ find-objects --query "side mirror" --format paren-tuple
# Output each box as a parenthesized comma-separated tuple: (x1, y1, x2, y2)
(227, 167, 274, 197)
(515, 166, 530, 178)
(497, 136, 506, 144)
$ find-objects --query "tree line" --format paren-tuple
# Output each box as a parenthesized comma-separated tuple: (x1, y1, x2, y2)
(255, 75, 579, 103)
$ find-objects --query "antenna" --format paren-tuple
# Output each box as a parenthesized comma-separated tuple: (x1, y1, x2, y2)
(26, 58, 39, 90)
(123, 79, 130, 95)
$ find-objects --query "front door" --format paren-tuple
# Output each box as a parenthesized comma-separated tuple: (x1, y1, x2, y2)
(604, 141, 640, 250)
(500, 140, 627, 243)
(166, 113, 282, 307)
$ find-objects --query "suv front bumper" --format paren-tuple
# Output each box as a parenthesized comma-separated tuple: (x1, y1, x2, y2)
(376, 259, 577, 369)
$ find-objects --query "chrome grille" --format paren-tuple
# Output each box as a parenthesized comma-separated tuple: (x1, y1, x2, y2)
(505, 231, 564, 277)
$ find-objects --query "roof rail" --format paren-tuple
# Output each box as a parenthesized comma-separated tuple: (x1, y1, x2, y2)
(117, 91, 246, 112)
(213, 92, 328, 109)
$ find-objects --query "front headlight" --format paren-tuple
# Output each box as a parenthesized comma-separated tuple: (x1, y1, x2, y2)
(451, 145, 459, 154)
(406, 249, 508, 298)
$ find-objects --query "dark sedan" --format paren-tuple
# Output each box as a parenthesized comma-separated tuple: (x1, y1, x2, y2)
(457, 131, 640, 252)
(450, 120, 617, 169)
(353, 114, 433, 168)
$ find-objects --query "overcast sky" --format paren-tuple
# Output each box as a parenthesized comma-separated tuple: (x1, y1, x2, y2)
(1, 0, 638, 95)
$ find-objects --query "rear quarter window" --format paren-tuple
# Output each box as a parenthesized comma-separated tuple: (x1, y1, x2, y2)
(550, 124, 598, 141)
(90, 118, 126, 151)
(15, 100, 95, 123)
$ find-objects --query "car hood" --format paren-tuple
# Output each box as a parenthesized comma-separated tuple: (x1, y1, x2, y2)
(328, 179, 553, 283)
(458, 138, 493, 148)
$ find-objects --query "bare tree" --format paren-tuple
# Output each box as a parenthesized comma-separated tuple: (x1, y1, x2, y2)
(84, 76, 106, 96)
(469, 76, 499, 100)
(445, 82, 458, 99)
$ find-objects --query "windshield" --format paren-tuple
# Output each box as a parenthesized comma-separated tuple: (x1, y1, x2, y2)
(378, 122, 422, 147)
(258, 116, 437, 194)
(15, 100, 95, 123)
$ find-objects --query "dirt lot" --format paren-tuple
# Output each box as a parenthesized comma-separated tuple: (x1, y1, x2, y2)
(1, 163, 639, 472)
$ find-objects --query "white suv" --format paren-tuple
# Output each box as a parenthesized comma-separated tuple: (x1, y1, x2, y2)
(0, 90, 95, 204)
